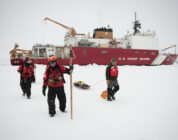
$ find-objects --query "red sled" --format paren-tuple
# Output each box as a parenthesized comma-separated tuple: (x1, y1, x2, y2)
(73, 81, 90, 89)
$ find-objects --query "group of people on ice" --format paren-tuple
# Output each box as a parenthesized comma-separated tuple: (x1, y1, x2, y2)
(17, 56, 119, 117)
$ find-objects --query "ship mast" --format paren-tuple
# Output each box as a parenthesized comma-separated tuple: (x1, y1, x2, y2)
(133, 12, 141, 34)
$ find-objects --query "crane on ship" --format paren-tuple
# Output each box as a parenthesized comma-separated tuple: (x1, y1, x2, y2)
(44, 17, 85, 37)
(9, 43, 32, 59)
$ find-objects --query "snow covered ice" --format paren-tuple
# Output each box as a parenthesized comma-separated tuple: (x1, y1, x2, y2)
(0, 59, 178, 140)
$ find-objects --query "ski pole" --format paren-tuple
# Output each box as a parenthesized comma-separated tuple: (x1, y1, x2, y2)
(34, 64, 37, 85)
(70, 46, 73, 120)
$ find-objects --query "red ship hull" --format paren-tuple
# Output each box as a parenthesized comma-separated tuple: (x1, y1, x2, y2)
(10, 47, 178, 66)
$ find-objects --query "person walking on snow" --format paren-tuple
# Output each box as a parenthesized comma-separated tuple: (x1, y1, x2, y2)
(106, 58, 120, 101)
(17, 57, 35, 99)
(42, 55, 73, 117)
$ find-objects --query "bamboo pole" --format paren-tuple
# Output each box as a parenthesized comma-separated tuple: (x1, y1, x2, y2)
(70, 46, 73, 120)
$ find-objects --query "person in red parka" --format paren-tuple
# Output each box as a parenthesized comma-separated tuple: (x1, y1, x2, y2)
(42, 55, 73, 117)
(106, 58, 120, 101)
(17, 57, 35, 99)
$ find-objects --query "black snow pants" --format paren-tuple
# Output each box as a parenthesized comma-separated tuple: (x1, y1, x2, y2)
(107, 79, 119, 97)
(47, 86, 66, 115)
(20, 77, 32, 97)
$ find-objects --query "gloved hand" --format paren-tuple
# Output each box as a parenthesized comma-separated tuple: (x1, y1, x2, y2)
(42, 85, 47, 96)
(69, 65, 74, 70)
(106, 80, 110, 85)
(31, 75, 35, 83)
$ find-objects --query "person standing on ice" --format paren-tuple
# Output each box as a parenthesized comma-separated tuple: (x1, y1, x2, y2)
(17, 57, 35, 99)
(42, 55, 73, 117)
(106, 58, 120, 101)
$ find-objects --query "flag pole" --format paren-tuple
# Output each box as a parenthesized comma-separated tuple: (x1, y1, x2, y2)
(70, 46, 73, 120)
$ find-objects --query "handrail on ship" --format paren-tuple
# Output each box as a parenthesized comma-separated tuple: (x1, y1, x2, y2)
(161, 45, 176, 52)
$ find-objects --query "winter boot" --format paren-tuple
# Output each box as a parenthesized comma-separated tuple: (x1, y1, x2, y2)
(107, 88, 113, 101)
(49, 113, 55, 117)
(111, 94, 116, 100)
(107, 95, 112, 101)
(111, 91, 116, 100)
(60, 108, 66, 113)
(48, 100, 56, 116)
(111, 85, 119, 100)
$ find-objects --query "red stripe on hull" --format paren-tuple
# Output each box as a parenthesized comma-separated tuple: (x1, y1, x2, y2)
(71, 47, 158, 65)
(10, 47, 177, 66)
(161, 54, 178, 65)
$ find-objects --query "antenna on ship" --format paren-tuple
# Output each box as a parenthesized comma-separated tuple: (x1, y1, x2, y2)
(133, 12, 141, 34)
(107, 24, 110, 29)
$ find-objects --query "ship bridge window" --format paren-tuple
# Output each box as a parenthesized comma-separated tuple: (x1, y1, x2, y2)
(48, 49, 54, 51)
(151, 52, 156, 55)
(127, 46, 131, 49)
(39, 49, 46, 57)
(101, 50, 108, 54)
(33, 48, 38, 57)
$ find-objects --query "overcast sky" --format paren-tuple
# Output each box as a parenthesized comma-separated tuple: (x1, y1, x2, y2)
(0, 0, 178, 59)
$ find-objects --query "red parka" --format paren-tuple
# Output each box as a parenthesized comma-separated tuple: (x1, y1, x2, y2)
(43, 64, 70, 87)
(18, 64, 34, 79)
(106, 63, 119, 80)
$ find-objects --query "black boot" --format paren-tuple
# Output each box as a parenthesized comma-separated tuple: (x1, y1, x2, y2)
(107, 88, 113, 101)
(111, 94, 116, 100)
(111, 85, 119, 100)
(60, 108, 66, 112)
(48, 100, 56, 116)
(107, 95, 112, 101)
(49, 113, 55, 117)
(111, 91, 116, 100)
